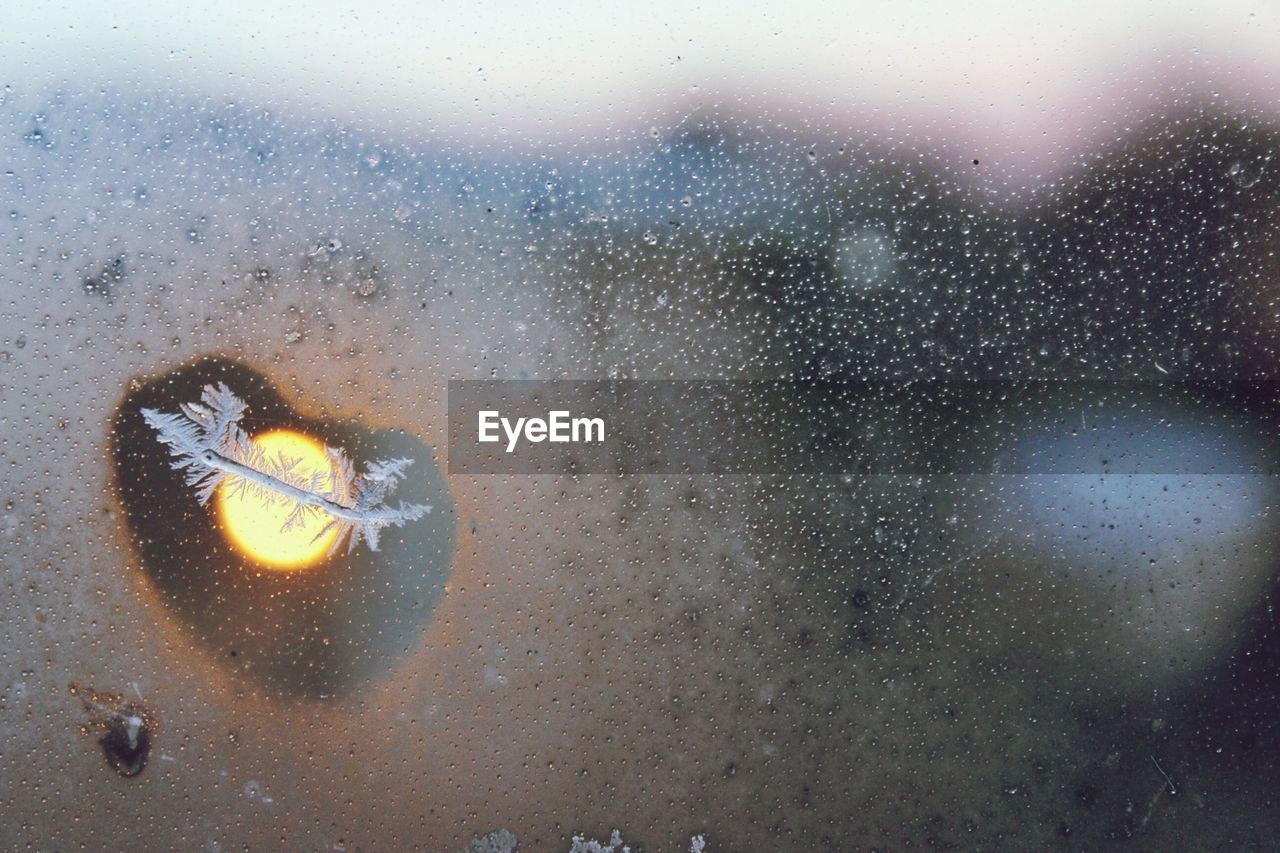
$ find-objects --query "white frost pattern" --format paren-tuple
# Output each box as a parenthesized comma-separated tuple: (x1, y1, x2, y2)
(141, 382, 430, 554)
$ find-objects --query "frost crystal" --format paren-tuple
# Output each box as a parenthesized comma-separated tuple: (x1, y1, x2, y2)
(463, 829, 518, 853)
(568, 830, 630, 853)
(141, 382, 430, 554)
(567, 830, 706, 852)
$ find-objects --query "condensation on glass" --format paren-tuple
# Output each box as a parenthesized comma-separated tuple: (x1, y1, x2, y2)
(1, 5, 1280, 850)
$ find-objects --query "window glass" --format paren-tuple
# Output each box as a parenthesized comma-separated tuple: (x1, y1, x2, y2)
(2, 3, 1279, 849)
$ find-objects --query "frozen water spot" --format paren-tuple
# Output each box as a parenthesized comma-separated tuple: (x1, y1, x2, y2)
(482, 643, 511, 687)
(833, 229, 896, 291)
(83, 256, 125, 299)
(243, 779, 274, 805)
(70, 682, 155, 777)
(308, 237, 343, 261)
(100, 710, 150, 776)
(353, 268, 381, 298)
(23, 124, 52, 149)
(570, 830, 630, 853)
(463, 829, 518, 853)
(1227, 160, 1262, 188)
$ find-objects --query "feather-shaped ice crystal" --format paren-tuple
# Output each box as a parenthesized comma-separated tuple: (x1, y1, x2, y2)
(140, 382, 430, 555)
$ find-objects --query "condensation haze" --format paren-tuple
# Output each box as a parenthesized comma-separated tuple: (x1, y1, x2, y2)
(3, 3, 1280, 850)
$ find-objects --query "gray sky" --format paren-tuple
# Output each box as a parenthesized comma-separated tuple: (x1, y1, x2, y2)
(4, 1, 1278, 172)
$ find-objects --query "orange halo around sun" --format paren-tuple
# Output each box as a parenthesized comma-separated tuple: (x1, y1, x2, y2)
(216, 429, 340, 570)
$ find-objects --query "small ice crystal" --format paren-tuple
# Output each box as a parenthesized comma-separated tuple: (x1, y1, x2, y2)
(567, 832, 706, 852)
(463, 829, 518, 853)
(569, 830, 630, 853)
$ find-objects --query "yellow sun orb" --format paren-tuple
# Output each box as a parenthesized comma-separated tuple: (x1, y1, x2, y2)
(216, 429, 339, 570)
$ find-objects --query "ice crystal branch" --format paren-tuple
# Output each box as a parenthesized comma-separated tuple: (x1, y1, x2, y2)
(141, 382, 430, 554)
(463, 829, 707, 853)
